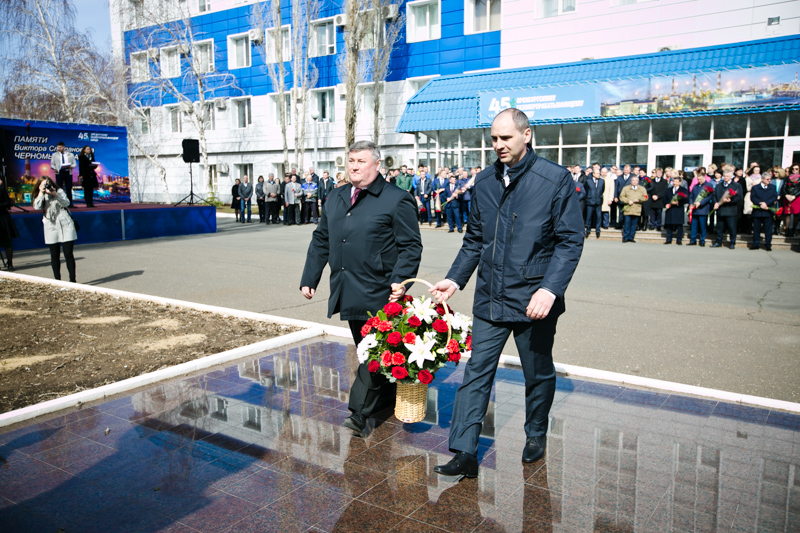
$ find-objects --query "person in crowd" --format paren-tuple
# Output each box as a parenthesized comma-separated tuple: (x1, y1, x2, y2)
(458, 169, 474, 225)
(300, 140, 422, 435)
(318, 170, 334, 212)
(231, 178, 241, 222)
(780, 164, 800, 237)
(570, 164, 583, 183)
(663, 174, 689, 245)
(280, 173, 290, 223)
(750, 172, 779, 251)
(443, 174, 463, 233)
(77, 145, 98, 208)
(584, 170, 604, 238)
(309, 167, 319, 184)
(238, 175, 253, 223)
(619, 175, 647, 243)
(639, 169, 657, 231)
(284, 174, 303, 226)
(648, 167, 668, 231)
(429, 108, 583, 478)
(572, 169, 586, 222)
(0, 176, 19, 271)
(614, 165, 634, 229)
(264, 173, 281, 224)
(335, 171, 347, 188)
(33, 177, 78, 282)
(302, 172, 319, 224)
(415, 166, 432, 224)
(689, 169, 713, 247)
(255, 175, 266, 223)
(431, 170, 447, 227)
(689, 166, 705, 191)
(600, 167, 614, 229)
(742, 165, 762, 234)
(50, 141, 76, 207)
(396, 165, 413, 197)
(712, 168, 743, 248)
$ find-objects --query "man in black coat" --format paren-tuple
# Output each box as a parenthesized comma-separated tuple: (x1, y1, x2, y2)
(584, 171, 604, 238)
(300, 140, 423, 434)
(648, 169, 669, 231)
(430, 109, 584, 478)
(663, 175, 689, 245)
(712, 169, 743, 249)
(750, 173, 779, 251)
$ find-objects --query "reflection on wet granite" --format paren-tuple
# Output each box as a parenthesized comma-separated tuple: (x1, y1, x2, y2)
(1, 338, 799, 532)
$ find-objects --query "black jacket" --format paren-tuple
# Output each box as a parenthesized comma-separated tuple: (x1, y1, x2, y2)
(663, 185, 689, 225)
(750, 184, 779, 218)
(446, 148, 584, 322)
(78, 153, 98, 188)
(300, 176, 422, 320)
(584, 176, 604, 206)
(714, 181, 743, 217)
(648, 178, 669, 209)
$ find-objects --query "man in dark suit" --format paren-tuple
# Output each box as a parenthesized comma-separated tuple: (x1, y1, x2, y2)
(430, 109, 584, 478)
(689, 171, 714, 246)
(663, 175, 689, 245)
(300, 140, 422, 434)
(712, 168, 743, 249)
(750, 173, 779, 251)
(648, 169, 669, 231)
(318, 170, 335, 211)
(584, 171, 604, 238)
(415, 170, 433, 224)
(443, 175, 463, 233)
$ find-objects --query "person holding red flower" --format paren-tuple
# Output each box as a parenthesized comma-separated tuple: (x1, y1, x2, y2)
(663, 173, 689, 245)
(712, 167, 743, 249)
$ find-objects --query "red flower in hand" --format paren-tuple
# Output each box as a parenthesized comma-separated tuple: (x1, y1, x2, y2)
(381, 350, 393, 366)
(677, 192, 687, 198)
(402, 332, 416, 344)
(448, 352, 461, 363)
(360, 324, 372, 337)
(465, 335, 472, 350)
(728, 188, 737, 196)
(407, 316, 421, 327)
(368, 360, 380, 373)
(392, 366, 408, 380)
(643, 194, 648, 200)
(392, 352, 406, 365)
(446, 338, 460, 353)
(383, 302, 403, 317)
(418, 369, 434, 384)
(386, 331, 402, 346)
(377, 321, 393, 332)
(704, 185, 714, 194)
(432, 319, 449, 333)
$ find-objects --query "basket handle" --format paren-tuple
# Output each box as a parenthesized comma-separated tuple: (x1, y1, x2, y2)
(398, 278, 452, 344)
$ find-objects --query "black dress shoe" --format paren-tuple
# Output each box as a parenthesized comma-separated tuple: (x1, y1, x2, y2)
(676, 242, 682, 245)
(749, 245, 759, 250)
(663, 242, 671, 245)
(629, 239, 636, 243)
(729, 244, 736, 249)
(458, 229, 463, 233)
(448, 229, 454, 233)
(522, 436, 546, 463)
(711, 243, 722, 248)
(433, 451, 478, 478)
(766, 246, 772, 251)
(343, 413, 366, 434)
(700, 243, 705, 247)
(687, 242, 697, 246)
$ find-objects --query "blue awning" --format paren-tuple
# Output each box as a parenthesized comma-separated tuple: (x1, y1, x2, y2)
(396, 34, 800, 132)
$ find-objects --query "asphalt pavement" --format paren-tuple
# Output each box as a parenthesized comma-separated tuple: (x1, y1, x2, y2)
(11, 217, 800, 403)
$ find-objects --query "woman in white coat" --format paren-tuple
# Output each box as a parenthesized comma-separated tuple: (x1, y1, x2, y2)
(33, 177, 78, 282)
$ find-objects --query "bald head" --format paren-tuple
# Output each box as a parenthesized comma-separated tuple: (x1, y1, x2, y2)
(495, 108, 530, 134)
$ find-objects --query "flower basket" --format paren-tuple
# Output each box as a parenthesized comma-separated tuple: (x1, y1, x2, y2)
(356, 278, 472, 424)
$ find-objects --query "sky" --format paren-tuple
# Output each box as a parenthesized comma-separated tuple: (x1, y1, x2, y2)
(73, 0, 112, 49)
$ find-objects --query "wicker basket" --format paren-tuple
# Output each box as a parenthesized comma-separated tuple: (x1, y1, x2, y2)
(395, 381, 429, 423)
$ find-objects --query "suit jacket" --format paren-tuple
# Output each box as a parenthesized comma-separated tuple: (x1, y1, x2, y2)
(615, 174, 633, 197)
(415, 177, 432, 198)
(318, 178, 335, 203)
(690, 181, 715, 216)
(584, 177, 604, 206)
(300, 176, 422, 320)
(50, 150, 76, 174)
(648, 178, 669, 208)
(750, 183, 779, 218)
(285, 182, 303, 204)
(77, 153, 98, 188)
(443, 182, 461, 203)
(619, 185, 647, 216)
(714, 181, 743, 217)
(664, 186, 689, 225)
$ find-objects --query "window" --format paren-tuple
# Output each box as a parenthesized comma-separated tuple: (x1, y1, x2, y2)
(203, 103, 215, 131)
(167, 106, 182, 133)
(466, 0, 501, 33)
(233, 98, 251, 128)
(534, 125, 560, 146)
(267, 26, 291, 63)
(228, 34, 251, 68)
(131, 51, 149, 82)
(361, 11, 386, 49)
(408, 1, 440, 42)
(681, 116, 711, 141)
(198, 0, 210, 12)
(236, 163, 254, 182)
(310, 20, 335, 57)
(138, 108, 151, 134)
(652, 118, 679, 142)
(193, 40, 214, 73)
(314, 89, 335, 122)
(160, 46, 180, 78)
(272, 94, 291, 125)
(541, 0, 575, 18)
(562, 124, 587, 145)
(749, 112, 785, 138)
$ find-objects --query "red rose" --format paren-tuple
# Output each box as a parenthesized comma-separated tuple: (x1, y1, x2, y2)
(384, 302, 403, 317)
(392, 352, 405, 365)
(432, 319, 449, 334)
(377, 321, 393, 332)
(418, 369, 434, 384)
(368, 360, 380, 372)
(729, 188, 737, 196)
(704, 185, 714, 193)
(403, 295, 413, 303)
(435, 304, 448, 316)
(381, 350, 393, 366)
(643, 194, 648, 200)
(448, 352, 461, 363)
(447, 339, 460, 353)
(465, 335, 472, 350)
(386, 331, 402, 346)
(407, 316, 421, 327)
(392, 366, 408, 380)
(402, 332, 416, 344)
(366, 317, 381, 327)
(360, 324, 372, 337)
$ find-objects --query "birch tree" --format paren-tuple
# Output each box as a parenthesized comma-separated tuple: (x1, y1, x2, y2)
(369, 2, 403, 145)
(338, 0, 372, 150)
(290, 0, 320, 171)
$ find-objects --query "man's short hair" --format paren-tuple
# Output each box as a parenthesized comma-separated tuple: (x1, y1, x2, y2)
(348, 140, 380, 162)
(56, 141, 65, 147)
(494, 108, 530, 134)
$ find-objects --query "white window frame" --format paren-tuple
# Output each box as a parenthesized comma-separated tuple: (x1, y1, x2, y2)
(465, 0, 502, 34)
(359, 83, 375, 114)
(309, 18, 336, 58)
(540, 0, 576, 18)
(198, 0, 211, 12)
(227, 33, 251, 69)
(193, 39, 214, 73)
(271, 93, 292, 125)
(313, 88, 335, 123)
(138, 108, 151, 134)
(160, 46, 181, 78)
(407, 0, 441, 43)
(131, 51, 149, 82)
(361, 11, 386, 50)
(166, 105, 182, 133)
(232, 97, 252, 129)
(267, 25, 292, 63)
(202, 103, 215, 131)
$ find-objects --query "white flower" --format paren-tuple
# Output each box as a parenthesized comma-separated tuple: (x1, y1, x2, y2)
(404, 333, 437, 368)
(407, 296, 439, 324)
(450, 312, 472, 333)
(356, 333, 377, 364)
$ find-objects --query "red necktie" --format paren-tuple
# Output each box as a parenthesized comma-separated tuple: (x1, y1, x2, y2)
(351, 187, 361, 206)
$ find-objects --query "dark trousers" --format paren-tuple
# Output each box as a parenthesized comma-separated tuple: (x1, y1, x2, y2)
(240, 198, 251, 222)
(690, 215, 708, 244)
(715, 215, 738, 245)
(347, 320, 396, 417)
(284, 204, 296, 225)
(84, 185, 95, 207)
(56, 170, 73, 205)
(615, 203, 624, 228)
(752, 217, 773, 248)
(649, 208, 663, 229)
(448, 307, 562, 456)
(585, 204, 601, 236)
(257, 198, 266, 222)
(460, 199, 470, 225)
(445, 201, 462, 231)
(49, 241, 76, 282)
(623, 215, 638, 242)
(610, 203, 618, 227)
(267, 202, 280, 223)
(418, 198, 431, 223)
(665, 223, 683, 244)
(302, 202, 319, 224)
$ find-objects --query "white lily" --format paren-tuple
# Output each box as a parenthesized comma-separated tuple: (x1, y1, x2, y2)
(407, 296, 439, 324)
(404, 332, 437, 368)
(356, 333, 377, 364)
(450, 312, 472, 333)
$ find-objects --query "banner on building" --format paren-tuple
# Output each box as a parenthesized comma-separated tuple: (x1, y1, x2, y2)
(478, 63, 800, 125)
(0, 118, 130, 205)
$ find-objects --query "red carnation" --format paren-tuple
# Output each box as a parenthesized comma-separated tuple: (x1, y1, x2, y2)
(386, 331, 402, 346)
(402, 332, 416, 344)
(465, 335, 472, 350)
(677, 192, 687, 198)
(366, 317, 381, 327)
(392, 352, 406, 365)
(368, 360, 380, 373)
(377, 320, 393, 332)
(447, 338, 460, 353)
(432, 319, 449, 333)
(728, 188, 737, 196)
(448, 352, 461, 363)
(360, 324, 372, 337)
(381, 350, 393, 366)
(407, 316, 421, 327)
(392, 366, 408, 380)
(418, 369, 434, 384)
(576, 186, 580, 192)
(383, 302, 403, 317)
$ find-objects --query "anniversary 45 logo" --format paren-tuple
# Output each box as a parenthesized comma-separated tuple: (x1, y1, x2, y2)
(487, 96, 517, 115)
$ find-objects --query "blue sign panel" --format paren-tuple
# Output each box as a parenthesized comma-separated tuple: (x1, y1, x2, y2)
(478, 86, 601, 125)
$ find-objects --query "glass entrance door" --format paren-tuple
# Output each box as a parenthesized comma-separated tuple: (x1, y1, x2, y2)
(649, 142, 711, 173)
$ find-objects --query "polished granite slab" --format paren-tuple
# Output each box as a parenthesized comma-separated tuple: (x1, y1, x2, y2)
(1, 338, 798, 532)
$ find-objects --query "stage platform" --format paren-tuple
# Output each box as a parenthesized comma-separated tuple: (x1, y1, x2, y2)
(10, 203, 217, 251)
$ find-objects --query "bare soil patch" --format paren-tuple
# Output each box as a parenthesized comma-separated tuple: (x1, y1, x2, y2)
(0, 278, 298, 413)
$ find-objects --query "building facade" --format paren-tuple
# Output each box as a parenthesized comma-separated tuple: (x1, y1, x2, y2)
(110, 0, 800, 202)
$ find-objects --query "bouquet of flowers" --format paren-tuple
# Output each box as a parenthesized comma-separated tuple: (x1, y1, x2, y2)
(752, 205, 783, 215)
(693, 185, 715, 208)
(671, 191, 688, 205)
(711, 187, 737, 213)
